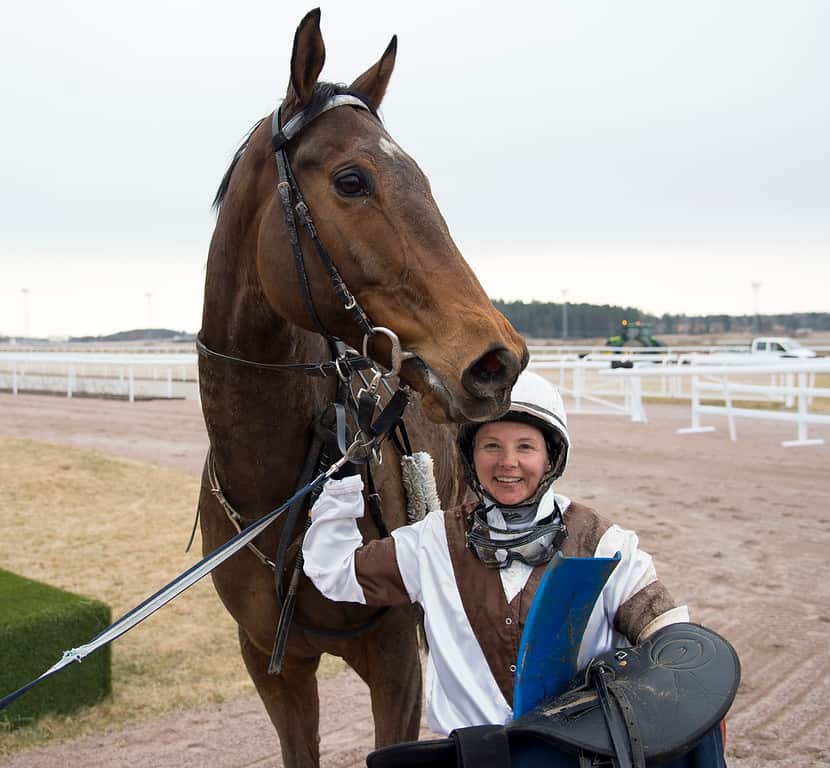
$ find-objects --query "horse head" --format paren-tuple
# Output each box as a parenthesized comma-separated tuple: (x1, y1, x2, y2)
(208, 9, 527, 424)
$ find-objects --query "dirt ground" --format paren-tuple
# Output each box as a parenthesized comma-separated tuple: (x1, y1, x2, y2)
(1, 392, 829, 767)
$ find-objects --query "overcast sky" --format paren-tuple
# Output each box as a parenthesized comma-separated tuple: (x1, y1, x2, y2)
(1, 1, 827, 337)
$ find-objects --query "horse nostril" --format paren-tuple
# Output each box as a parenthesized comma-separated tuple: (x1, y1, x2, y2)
(462, 347, 521, 402)
(477, 350, 506, 376)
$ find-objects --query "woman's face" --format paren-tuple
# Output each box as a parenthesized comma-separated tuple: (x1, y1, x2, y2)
(473, 420, 550, 506)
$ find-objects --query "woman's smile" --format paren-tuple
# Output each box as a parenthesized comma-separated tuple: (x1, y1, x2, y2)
(473, 421, 550, 506)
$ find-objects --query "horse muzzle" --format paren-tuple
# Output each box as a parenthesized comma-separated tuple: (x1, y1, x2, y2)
(402, 346, 524, 424)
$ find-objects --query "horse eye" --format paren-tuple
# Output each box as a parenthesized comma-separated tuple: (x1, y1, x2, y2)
(334, 168, 373, 197)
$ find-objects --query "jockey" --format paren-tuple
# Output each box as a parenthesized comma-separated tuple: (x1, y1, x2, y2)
(303, 370, 695, 736)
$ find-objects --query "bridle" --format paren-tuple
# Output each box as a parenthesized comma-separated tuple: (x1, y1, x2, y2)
(271, 93, 377, 343)
(197, 91, 413, 382)
(196, 87, 416, 468)
(196, 91, 419, 667)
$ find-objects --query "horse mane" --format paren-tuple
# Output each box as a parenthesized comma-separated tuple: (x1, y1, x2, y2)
(212, 117, 266, 212)
(212, 82, 379, 211)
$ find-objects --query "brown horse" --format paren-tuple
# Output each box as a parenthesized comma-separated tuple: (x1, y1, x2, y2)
(197, 9, 527, 767)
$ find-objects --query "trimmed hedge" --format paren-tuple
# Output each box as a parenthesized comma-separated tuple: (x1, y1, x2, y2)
(0, 569, 111, 728)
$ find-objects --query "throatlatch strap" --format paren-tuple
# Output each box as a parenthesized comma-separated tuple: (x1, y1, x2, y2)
(195, 335, 376, 378)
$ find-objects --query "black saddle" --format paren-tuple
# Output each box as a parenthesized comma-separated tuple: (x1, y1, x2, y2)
(367, 623, 740, 768)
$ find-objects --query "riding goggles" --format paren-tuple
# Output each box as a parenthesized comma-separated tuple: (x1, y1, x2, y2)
(466, 505, 567, 569)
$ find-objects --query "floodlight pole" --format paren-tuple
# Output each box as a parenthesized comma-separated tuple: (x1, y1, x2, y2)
(561, 289, 569, 340)
(21, 288, 30, 338)
(145, 291, 153, 330)
(751, 281, 761, 334)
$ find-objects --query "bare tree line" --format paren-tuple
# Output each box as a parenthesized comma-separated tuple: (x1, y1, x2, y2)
(492, 300, 830, 340)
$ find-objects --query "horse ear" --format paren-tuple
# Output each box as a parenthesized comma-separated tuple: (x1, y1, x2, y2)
(287, 8, 326, 109)
(350, 35, 397, 112)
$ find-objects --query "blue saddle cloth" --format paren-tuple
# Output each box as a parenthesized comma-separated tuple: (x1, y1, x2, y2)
(511, 724, 725, 767)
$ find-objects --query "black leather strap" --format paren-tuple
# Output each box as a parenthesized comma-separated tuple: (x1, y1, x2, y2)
(195, 334, 374, 378)
(592, 663, 642, 768)
(452, 725, 511, 768)
(370, 388, 410, 438)
(273, 102, 376, 340)
(390, 419, 413, 456)
(275, 146, 331, 340)
(365, 464, 389, 539)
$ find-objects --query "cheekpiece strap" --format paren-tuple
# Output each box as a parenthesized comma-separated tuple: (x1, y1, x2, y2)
(270, 93, 378, 340)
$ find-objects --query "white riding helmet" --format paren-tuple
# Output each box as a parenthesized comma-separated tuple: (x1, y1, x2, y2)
(457, 370, 571, 506)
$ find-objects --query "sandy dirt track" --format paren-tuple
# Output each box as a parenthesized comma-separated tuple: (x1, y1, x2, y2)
(1, 392, 829, 767)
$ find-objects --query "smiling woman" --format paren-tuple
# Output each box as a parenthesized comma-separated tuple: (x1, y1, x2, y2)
(301, 370, 718, 758)
(472, 421, 551, 507)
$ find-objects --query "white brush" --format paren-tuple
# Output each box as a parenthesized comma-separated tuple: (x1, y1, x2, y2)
(400, 451, 441, 523)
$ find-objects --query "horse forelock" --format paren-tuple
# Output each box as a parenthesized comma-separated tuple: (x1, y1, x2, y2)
(212, 81, 379, 212)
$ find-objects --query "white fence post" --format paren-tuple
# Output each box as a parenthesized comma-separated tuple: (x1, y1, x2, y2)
(629, 375, 646, 423)
(677, 374, 716, 435)
(574, 366, 584, 413)
(12, 361, 17, 395)
(721, 376, 736, 442)
(781, 372, 825, 448)
(785, 372, 795, 407)
(128, 366, 135, 403)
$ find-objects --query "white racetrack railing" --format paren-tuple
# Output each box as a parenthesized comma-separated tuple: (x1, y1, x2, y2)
(2, 349, 829, 448)
(528, 359, 650, 422)
(530, 353, 830, 448)
(0, 352, 198, 402)
(597, 360, 830, 448)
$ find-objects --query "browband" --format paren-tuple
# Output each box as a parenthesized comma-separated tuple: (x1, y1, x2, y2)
(271, 94, 372, 151)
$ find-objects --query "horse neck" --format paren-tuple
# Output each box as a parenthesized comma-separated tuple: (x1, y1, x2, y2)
(200, 229, 334, 515)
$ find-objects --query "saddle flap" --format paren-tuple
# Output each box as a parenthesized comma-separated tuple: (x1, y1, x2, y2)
(510, 623, 740, 762)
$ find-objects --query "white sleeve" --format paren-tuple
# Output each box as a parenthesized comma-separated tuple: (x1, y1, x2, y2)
(595, 524, 658, 624)
(302, 475, 367, 604)
(595, 524, 689, 636)
(389, 518, 429, 603)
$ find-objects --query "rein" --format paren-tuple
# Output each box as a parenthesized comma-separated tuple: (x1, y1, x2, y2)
(0, 412, 407, 714)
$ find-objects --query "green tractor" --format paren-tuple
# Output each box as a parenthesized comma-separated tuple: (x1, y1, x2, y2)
(606, 319, 663, 348)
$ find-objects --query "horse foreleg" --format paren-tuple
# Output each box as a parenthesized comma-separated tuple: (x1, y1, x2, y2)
(238, 627, 321, 768)
(344, 607, 423, 748)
